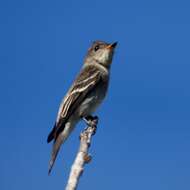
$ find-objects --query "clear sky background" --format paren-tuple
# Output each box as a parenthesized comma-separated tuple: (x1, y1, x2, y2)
(1, 0, 190, 189)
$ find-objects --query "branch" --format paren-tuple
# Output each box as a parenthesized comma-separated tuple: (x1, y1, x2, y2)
(65, 117, 98, 190)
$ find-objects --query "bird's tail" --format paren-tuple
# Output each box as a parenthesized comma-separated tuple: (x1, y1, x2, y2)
(47, 123, 56, 143)
(48, 122, 75, 175)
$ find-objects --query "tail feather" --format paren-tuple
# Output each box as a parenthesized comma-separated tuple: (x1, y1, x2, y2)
(48, 122, 75, 175)
(48, 136, 63, 175)
(47, 123, 56, 143)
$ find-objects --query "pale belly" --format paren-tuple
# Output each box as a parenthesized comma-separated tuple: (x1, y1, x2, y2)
(76, 83, 108, 117)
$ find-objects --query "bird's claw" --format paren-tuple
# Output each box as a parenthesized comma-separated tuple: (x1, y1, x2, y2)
(83, 115, 98, 127)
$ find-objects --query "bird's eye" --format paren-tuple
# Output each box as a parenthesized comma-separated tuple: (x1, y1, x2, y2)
(94, 45, 99, 51)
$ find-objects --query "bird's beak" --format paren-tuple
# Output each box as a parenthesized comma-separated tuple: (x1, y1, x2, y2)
(106, 42, 118, 49)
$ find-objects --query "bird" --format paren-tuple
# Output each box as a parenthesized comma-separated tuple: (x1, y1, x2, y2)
(47, 40, 117, 174)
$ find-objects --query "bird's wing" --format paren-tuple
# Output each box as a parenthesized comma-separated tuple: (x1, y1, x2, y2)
(47, 65, 102, 143)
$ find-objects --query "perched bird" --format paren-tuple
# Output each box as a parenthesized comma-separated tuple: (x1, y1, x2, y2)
(47, 40, 117, 174)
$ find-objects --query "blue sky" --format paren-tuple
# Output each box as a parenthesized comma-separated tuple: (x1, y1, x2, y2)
(1, 0, 190, 189)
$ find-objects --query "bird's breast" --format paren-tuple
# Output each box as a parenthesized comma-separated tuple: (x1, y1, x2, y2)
(77, 79, 109, 117)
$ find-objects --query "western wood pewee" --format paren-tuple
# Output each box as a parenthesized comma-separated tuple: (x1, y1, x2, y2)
(47, 40, 117, 174)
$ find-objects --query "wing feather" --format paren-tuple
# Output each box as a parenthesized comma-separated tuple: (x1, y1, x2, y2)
(49, 65, 102, 141)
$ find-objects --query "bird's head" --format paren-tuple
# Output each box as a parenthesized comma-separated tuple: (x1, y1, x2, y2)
(85, 41, 117, 68)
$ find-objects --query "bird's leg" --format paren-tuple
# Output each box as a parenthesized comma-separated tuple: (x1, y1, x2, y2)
(82, 115, 98, 134)
(83, 115, 98, 127)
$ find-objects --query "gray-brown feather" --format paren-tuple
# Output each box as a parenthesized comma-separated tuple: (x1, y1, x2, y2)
(47, 39, 116, 174)
(50, 64, 108, 141)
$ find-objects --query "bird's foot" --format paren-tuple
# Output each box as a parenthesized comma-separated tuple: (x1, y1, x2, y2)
(83, 115, 98, 127)
(82, 115, 98, 135)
